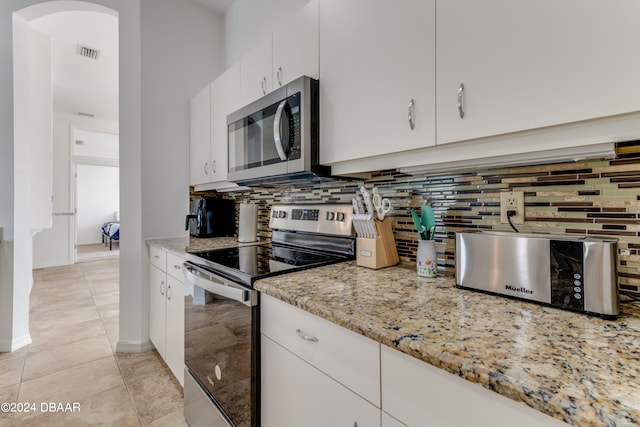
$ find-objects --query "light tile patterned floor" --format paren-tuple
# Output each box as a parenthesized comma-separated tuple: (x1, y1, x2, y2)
(0, 259, 187, 427)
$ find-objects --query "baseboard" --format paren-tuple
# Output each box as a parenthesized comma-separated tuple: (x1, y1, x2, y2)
(115, 339, 154, 353)
(0, 333, 32, 353)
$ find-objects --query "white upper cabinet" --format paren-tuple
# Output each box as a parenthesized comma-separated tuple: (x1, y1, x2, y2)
(189, 84, 212, 186)
(272, 0, 319, 88)
(240, 36, 273, 106)
(210, 63, 241, 183)
(319, 0, 436, 166)
(240, 0, 319, 106)
(436, 0, 640, 145)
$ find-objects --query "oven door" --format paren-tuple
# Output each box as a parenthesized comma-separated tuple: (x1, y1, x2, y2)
(183, 262, 259, 427)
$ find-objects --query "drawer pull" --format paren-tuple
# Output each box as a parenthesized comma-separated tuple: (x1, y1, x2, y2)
(296, 329, 319, 343)
(154, 255, 160, 259)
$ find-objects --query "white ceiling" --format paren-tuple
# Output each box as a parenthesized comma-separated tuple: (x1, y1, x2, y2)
(192, 0, 235, 15)
(29, 10, 119, 122)
(26, 0, 233, 124)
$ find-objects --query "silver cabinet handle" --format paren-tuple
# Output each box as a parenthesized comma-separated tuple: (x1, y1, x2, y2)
(273, 100, 289, 161)
(261, 77, 267, 95)
(211, 159, 216, 174)
(408, 98, 415, 130)
(153, 255, 160, 259)
(204, 161, 209, 175)
(173, 264, 181, 270)
(458, 83, 465, 119)
(276, 66, 282, 86)
(167, 283, 172, 300)
(296, 329, 319, 342)
(160, 280, 166, 296)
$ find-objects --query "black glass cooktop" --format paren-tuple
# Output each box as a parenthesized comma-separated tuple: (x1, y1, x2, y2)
(187, 243, 351, 287)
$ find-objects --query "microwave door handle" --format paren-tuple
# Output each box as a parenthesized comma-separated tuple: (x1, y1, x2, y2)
(273, 99, 289, 161)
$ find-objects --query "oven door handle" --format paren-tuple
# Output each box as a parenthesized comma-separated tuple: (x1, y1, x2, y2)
(183, 262, 250, 303)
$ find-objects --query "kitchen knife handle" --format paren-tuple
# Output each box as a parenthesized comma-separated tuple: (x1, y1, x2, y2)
(458, 83, 465, 119)
(408, 98, 415, 130)
(273, 100, 289, 161)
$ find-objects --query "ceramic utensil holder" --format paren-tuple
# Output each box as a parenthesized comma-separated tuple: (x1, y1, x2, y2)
(356, 217, 399, 269)
(417, 240, 437, 277)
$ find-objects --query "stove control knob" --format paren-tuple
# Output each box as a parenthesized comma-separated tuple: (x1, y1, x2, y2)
(336, 212, 345, 222)
(278, 211, 287, 219)
(326, 211, 336, 221)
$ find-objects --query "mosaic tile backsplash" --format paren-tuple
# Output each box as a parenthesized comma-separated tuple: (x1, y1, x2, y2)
(193, 141, 640, 295)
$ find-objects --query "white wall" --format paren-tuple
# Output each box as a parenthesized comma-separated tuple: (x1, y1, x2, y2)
(223, 0, 310, 66)
(76, 164, 119, 244)
(74, 128, 119, 159)
(140, 0, 224, 243)
(33, 112, 118, 269)
(1, 0, 141, 353)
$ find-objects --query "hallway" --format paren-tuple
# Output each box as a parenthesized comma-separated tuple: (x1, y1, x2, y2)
(0, 259, 187, 426)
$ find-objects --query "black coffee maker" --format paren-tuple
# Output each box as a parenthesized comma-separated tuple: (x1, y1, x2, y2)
(185, 197, 235, 238)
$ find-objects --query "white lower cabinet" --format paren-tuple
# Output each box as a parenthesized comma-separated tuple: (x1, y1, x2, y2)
(260, 293, 381, 427)
(381, 345, 568, 427)
(148, 246, 185, 386)
(261, 335, 380, 427)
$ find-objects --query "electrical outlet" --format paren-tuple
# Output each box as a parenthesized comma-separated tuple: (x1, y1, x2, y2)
(500, 191, 525, 224)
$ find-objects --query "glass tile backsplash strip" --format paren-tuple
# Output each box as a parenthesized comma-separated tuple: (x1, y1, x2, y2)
(192, 141, 640, 295)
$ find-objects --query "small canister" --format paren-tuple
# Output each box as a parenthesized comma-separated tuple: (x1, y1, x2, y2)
(417, 240, 437, 277)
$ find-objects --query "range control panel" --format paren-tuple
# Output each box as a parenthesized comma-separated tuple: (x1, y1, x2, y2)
(270, 204, 353, 236)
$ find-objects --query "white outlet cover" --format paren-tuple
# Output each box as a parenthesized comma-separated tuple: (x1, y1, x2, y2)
(500, 191, 525, 224)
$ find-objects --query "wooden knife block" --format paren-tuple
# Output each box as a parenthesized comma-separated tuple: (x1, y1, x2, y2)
(356, 217, 399, 269)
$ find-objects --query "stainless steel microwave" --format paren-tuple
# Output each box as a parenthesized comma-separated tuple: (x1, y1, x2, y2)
(227, 76, 330, 186)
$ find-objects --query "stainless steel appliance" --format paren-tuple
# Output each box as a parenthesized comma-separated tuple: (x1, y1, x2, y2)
(227, 76, 331, 187)
(185, 197, 235, 238)
(183, 204, 354, 427)
(455, 231, 619, 318)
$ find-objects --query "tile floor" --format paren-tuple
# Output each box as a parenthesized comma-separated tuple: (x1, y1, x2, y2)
(0, 259, 187, 427)
(77, 243, 119, 263)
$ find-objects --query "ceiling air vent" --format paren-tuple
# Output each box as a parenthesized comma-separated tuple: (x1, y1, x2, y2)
(77, 45, 100, 60)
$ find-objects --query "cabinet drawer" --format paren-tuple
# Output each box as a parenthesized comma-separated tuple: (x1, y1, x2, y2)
(381, 345, 568, 427)
(149, 246, 166, 271)
(261, 294, 380, 406)
(166, 251, 185, 281)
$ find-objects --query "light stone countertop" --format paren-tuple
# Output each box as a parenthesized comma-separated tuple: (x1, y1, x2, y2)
(146, 236, 266, 255)
(254, 261, 640, 427)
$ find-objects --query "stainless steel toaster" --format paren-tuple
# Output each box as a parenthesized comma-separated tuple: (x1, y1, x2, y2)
(455, 231, 619, 318)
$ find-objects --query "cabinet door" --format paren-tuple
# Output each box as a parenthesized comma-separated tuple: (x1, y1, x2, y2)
(149, 264, 167, 357)
(261, 294, 380, 406)
(261, 335, 381, 427)
(272, 0, 319, 88)
(381, 345, 568, 427)
(189, 85, 212, 186)
(165, 274, 184, 386)
(319, 0, 436, 165)
(240, 36, 273, 106)
(210, 63, 241, 183)
(437, 0, 640, 145)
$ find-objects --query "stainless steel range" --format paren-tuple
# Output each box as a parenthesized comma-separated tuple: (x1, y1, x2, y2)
(182, 204, 354, 427)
